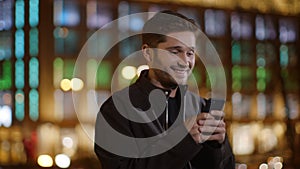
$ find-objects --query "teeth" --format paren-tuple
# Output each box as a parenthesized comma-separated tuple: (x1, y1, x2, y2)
(174, 69, 185, 73)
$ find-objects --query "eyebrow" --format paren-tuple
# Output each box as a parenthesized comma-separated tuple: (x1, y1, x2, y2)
(165, 46, 195, 51)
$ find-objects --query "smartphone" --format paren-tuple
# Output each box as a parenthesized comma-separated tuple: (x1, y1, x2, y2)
(202, 98, 225, 113)
(201, 98, 226, 135)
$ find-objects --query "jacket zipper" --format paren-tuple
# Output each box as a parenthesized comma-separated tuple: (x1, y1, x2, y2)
(165, 92, 169, 130)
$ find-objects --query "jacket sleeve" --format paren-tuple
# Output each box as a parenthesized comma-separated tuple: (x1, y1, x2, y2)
(190, 135, 235, 169)
(94, 97, 203, 169)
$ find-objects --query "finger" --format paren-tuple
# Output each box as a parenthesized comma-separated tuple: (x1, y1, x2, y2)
(210, 110, 224, 120)
(198, 119, 225, 127)
(190, 130, 200, 136)
(190, 127, 200, 135)
(200, 126, 226, 134)
(197, 113, 214, 121)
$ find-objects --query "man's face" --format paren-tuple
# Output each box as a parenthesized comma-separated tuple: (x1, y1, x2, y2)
(150, 31, 196, 88)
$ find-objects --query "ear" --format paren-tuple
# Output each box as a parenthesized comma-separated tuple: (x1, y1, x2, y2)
(142, 44, 153, 62)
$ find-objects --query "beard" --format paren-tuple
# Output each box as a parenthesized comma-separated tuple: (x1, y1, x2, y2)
(152, 69, 178, 89)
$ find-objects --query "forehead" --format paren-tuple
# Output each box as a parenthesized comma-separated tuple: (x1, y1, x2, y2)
(161, 31, 196, 48)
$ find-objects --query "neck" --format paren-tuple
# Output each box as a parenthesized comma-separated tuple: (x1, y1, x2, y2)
(148, 70, 177, 98)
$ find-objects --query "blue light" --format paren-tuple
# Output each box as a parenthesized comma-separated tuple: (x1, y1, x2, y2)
(29, 89, 39, 121)
(130, 16, 144, 32)
(15, 90, 25, 121)
(15, 29, 25, 59)
(53, 0, 80, 26)
(15, 0, 25, 29)
(29, 0, 39, 27)
(15, 59, 25, 89)
(30, 28, 39, 56)
(29, 57, 39, 88)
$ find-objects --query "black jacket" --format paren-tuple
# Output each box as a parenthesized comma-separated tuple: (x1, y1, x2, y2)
(94, 70, 235, 169)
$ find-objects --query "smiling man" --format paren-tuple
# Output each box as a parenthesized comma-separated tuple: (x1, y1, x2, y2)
(94, 10, 235, 169)
(143, 31, 195, 91)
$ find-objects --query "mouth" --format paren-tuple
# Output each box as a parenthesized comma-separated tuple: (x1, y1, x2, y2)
(170, 67, 190, 76)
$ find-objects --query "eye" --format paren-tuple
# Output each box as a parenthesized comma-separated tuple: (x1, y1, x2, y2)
(187, 50, 195, 57)
(169, 49, 180, 55)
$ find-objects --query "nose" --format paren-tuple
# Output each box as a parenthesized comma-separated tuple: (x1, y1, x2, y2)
(178, 52, 190, 68)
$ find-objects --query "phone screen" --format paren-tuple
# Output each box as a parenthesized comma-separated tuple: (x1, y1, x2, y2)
(202, 98, 225, 113)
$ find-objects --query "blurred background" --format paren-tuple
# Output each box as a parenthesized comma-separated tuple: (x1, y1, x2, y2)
(0, 0, 299, 168)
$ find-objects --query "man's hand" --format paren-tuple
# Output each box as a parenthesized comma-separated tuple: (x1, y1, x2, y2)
(185, 110, 226, 144)
(198, 110, 226, 144)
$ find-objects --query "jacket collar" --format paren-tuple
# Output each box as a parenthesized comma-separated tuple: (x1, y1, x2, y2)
(135, 70, 188, 97)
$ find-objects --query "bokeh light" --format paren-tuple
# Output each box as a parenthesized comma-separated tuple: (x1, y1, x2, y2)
(121, 66, 136, 80)
(60, 79, 71, 91)
(55, 154, 71, 168)
(37, 154, 53, 167)
(71, 78, 84, 91)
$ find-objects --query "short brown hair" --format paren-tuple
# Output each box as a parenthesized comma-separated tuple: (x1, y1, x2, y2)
(142, 10, 198, 47)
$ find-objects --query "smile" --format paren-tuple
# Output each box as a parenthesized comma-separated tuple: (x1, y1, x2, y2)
(171, 67, 189, 75)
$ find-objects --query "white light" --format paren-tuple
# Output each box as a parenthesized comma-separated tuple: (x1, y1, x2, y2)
(55, 154, 71, 168)
(0, 106, 12, 127)
(71, 78, 84, 91)
(259, 163, 268, 169)
(237, 164, 247, 169)
(274, 162, 283, 169)
(60, 79, 71, 91)
(121, 66, 137, 80)
(37, 154, 53, 167)
(137, 65, 149, 76)
(62, 137, 73, 148)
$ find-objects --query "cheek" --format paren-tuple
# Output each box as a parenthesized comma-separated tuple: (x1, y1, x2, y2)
(189, 58, 195, 67)
(154, 55, 174, 66)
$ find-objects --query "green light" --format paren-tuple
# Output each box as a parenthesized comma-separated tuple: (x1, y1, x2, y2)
(53, 57, 64, 88)
(30, 28, 39, 56)
(256, 67, 266, 79)
(257, 79, 266, 92)
(15, 90, 25, 121)
(15, 59, 24, 89)
(15, 29, 25, 59)
(232, 42, 241, 64)
(232, 80, 241, 92)
(0, 60, 12, 90)
(64, 60, 74, 79)
(29, 0, 39, 27)
(206, 74, 211, 89)
(15, 0, 25, 29)
(97, 61, 112, 88)
(232, 65, 241, 80)
(29, 58, 39, 88)
(232, 65, 247, 92)
(29, 89, 39, 121)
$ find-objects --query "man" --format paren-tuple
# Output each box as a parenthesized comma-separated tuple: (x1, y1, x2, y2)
(94, 10, 235, 169)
